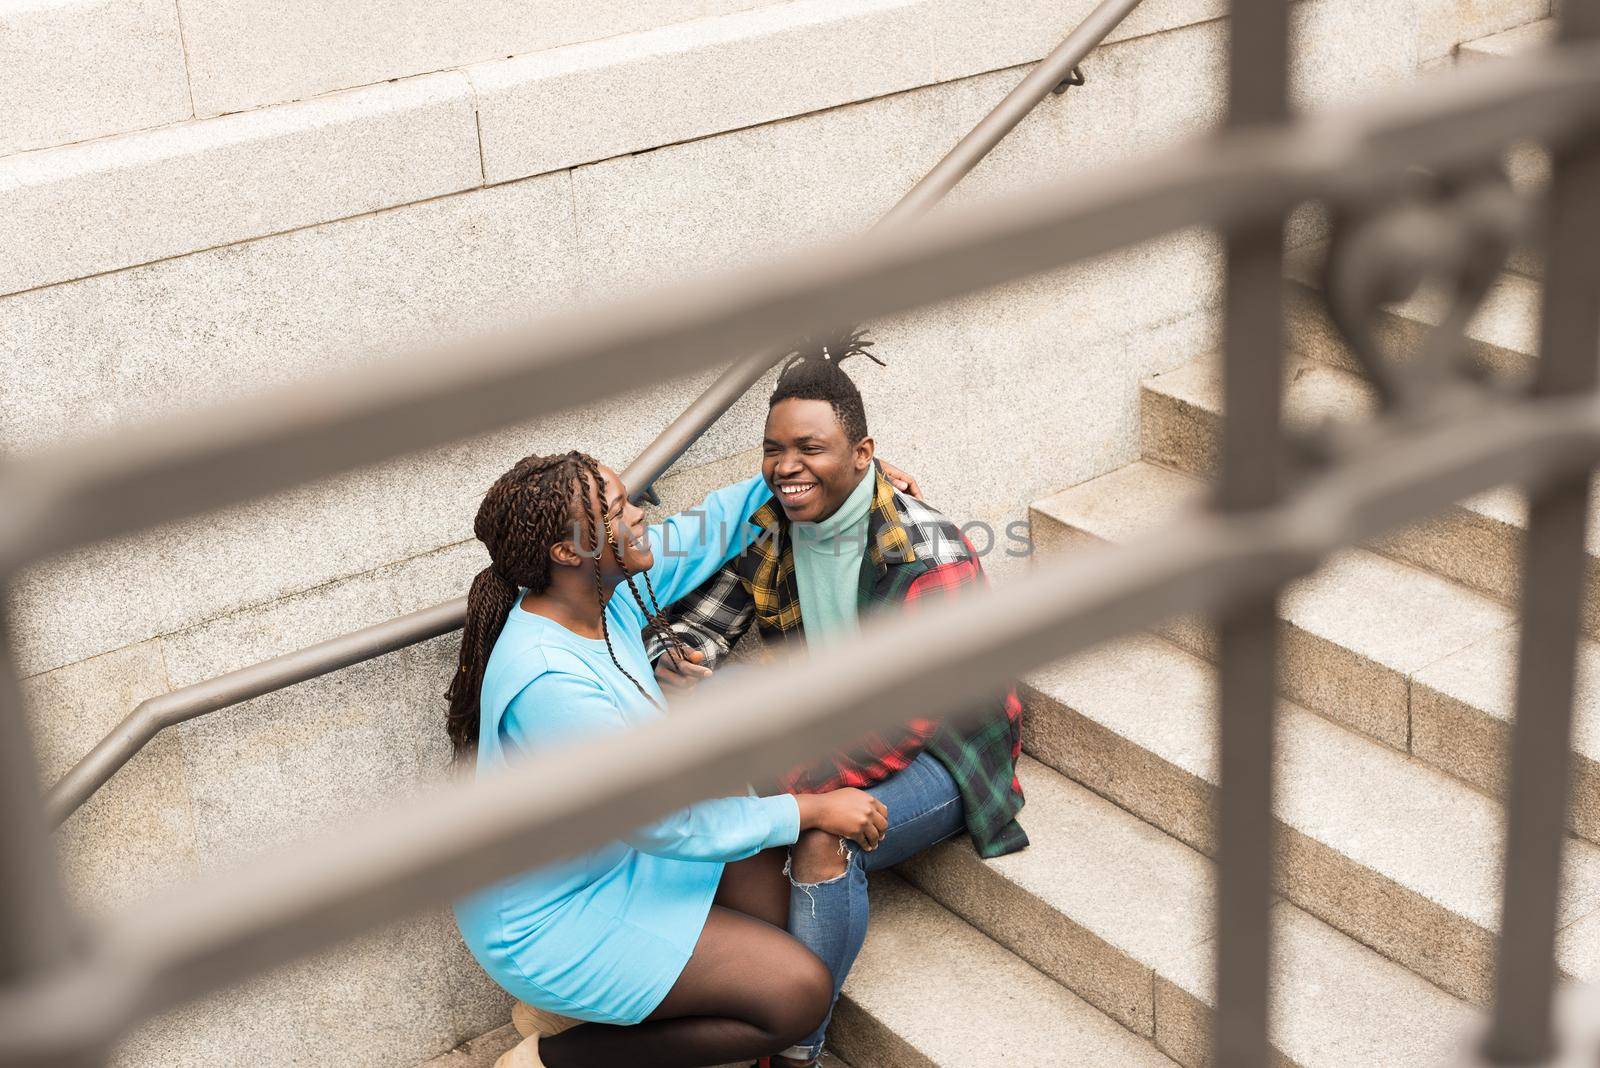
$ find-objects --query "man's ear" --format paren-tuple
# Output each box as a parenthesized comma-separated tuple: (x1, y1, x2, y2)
(854, 435, 875, 471)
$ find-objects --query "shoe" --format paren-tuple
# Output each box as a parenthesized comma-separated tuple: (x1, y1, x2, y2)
(494, 1034, 546, 1068)
(511, 1001, 579, 1039)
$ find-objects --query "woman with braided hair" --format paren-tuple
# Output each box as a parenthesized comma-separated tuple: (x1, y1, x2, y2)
(447, 450, 888, 1068)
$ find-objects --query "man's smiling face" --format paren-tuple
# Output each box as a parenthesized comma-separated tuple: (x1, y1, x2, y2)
(762, 397, 873, 523)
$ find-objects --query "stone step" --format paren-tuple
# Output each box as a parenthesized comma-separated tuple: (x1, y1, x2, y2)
(413, 861, 1169, 1068)
(416, 1024, 520, 1068)
(1015, 629, 1600, 1007)
(1418, 0, 1548, 67)
(1411, 630, 1600, 846)
(830, 874, 1176, 1067)
(1457, 17, 1558, 279)
(4, 0, 967, 295)
(180, 0, 787, 118)
(1285, 245, 1544, 381)
(1, 0, 1254, 298)
(416, 1023, 853, 1068)
(1458, 18, 1558, 64)
(0, 0, 191, 158)
(1137, 354, 1600, 643)
(901, 757, 1478, 1067)
(1033, 457, 1511, 752)
(0, 72, 485, 299)
(1032, 458, 1600, 844)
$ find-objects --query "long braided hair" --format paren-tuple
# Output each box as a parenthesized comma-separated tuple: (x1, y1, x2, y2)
(445, 450, 689, 760)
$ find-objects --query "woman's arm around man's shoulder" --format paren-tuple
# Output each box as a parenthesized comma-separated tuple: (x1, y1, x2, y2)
(637, 474, 770, 606)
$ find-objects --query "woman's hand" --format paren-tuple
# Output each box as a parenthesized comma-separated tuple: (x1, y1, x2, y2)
(796, 789, 889, 850)
(876, 459, 923, 500)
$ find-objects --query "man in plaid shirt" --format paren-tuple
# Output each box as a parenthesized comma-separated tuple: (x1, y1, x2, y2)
(648, 330, 1025, 1068)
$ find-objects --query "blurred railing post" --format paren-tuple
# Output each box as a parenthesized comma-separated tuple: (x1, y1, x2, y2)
(1211, 1, 1290, 1065)
(1486, 5, 1600, 1062)
(0, 595, 90, 1065)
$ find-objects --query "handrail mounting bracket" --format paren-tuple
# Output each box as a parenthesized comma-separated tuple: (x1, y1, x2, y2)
(1052, 64, 1087, 95)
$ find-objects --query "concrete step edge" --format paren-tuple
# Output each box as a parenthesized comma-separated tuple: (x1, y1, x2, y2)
(1457, 18, 1559, 64)
(900, 755, 1480, 1067)
(1285, 244, 1544, 377)
(2, 0, 1241, 298)
(1030, 457, 1600, 846)
(831, 874, 1176, 1067)
(415, 1021, 852, 1067)
(1012, 627, 1600, 1007)
(1137, 354, 1600, 641)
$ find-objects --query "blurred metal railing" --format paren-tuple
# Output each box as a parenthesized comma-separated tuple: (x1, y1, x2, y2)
(39, 0, 1149, 827)
(2, 4, 1599, 1067)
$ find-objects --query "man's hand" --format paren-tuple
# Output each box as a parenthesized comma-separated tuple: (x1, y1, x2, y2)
(655, 646, 714, 693)
(877, 459, 923, 500)
(796, 789, 890, 850)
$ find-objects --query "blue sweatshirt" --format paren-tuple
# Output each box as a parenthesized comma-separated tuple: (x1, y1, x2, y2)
(453, 474, 797, 1025)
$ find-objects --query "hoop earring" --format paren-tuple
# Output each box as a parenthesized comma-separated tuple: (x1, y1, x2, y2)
(604, 518, 631, 574)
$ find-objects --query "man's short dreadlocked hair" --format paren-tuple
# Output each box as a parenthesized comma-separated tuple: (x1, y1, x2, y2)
(767, 325, 884, 442)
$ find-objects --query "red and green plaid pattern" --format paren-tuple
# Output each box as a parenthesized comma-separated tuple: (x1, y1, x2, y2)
(652, 464, 1027, 859)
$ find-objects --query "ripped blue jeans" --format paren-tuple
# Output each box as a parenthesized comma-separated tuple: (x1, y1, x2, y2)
(782, 751, 965, 1062)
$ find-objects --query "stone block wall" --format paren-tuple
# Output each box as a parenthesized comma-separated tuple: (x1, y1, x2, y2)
(2, 0, 1543, 1063)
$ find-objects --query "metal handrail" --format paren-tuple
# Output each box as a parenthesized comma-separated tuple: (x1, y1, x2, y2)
(42, 0, 1149, 826)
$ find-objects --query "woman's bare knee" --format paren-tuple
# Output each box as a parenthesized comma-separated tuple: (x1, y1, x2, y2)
(789, 828, 848, 883)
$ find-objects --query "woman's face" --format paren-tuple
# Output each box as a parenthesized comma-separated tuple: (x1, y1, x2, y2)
(591, 465, 654, 576)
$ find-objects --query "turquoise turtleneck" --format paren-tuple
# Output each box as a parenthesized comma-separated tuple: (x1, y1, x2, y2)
(790, 466, 876, 649)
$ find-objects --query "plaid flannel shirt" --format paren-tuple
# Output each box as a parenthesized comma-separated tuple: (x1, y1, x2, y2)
(648, 463, 1027, 859)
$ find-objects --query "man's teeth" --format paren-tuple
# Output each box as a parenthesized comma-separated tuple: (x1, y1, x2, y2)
(780, 484, 814, 496)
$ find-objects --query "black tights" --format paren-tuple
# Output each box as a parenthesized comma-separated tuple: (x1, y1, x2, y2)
(538, 848, 830, 1068)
